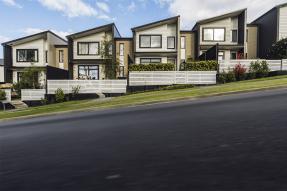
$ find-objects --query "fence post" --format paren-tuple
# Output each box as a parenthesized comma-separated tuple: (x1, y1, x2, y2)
(281, 59, 283, 71)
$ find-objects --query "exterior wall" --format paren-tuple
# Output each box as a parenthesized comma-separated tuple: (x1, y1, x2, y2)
(12, 39, 46, 67)
(199, 17, 239, 45)
(72, 63, 105, 80)
(0, 66, 4, 83)
(73, 32, 112, 60)
(279, 6, 287, 40)
(12, 70, 46, 87)
(55, 47, 68, 70)
(115, 40, 133, 77)
(180, 32, 195, 60)
(247, 26, 258, 59)
(135, 23, 177, 52)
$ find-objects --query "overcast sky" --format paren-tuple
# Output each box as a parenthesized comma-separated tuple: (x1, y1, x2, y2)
(0, 0, 286, 58)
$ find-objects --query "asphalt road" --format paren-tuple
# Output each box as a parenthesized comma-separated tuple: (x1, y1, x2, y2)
(1, 88, 287, 191)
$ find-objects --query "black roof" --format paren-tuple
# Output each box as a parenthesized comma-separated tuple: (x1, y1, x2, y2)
(67, 23, 121, 39)
(2, 30, 67, 46)
(132, 16, 180, 31)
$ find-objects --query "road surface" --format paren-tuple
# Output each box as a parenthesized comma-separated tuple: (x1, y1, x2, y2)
(1, 88, 287, 190)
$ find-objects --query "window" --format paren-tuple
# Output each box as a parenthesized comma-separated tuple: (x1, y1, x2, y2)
(17, 49, 38, 62)
(218, 51, 224, 61)
(167, 36, 176, 49)
(45, 51, 48, 63)
(59, 50, 64, 63)
(230, 52, 237, 60)
(78, 65, 99, 80)
(181, 36, 186, 49)
(119, 66, 125, 77)
(119, 43, 124, 56)
(140, 58, 161, 64)
(78, 42, 99, 55)
(139, 35, 162, 48)
(232, 30, 238, 42)
(203, 28, 225, 41)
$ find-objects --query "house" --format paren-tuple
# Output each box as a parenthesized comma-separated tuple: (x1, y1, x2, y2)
(67, 23, 129, 80)
(131, 16, 181, 70)
(248, 3, 287, 59)
(180, 30, 196, 61)
(0, 59, 4, 83)
(192, 9, 247, 61)
(2, 31, 68, 86)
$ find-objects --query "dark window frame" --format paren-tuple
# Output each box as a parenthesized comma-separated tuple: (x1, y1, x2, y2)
(78, 65, 99, 80)
(59, 50, 64, 63)
(16, 49, 39, 62)
(140, 58, 162, 64)
(139, 35, 162, 49)
(77, 42, 100, 56)
(167, 36, 176, 49)
(202, 27, 226, 42)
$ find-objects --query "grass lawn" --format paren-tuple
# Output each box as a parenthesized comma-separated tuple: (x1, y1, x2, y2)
(1, 75, 287, 120)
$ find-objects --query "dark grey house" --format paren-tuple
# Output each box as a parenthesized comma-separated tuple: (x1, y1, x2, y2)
(250, 3, 287, 59)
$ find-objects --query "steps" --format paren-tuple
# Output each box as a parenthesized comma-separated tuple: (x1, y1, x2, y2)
(10, 100, 28, 110)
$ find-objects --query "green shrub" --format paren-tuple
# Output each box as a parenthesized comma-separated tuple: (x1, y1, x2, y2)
(217, 73, 227, 84)
(40, 98, 48, 105)
(55, 88, 65, 103)
(226, 71, 236, 82)
(250, 60, 270, 78)
(129, 63, 175, 71)
(217, 70, 236, 84)
(0, 90, 6, 101)
(182, 60, 218, 71)
(72, 85, 81, 98)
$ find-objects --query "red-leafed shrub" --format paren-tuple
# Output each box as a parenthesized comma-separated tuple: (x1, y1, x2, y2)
(233, 64, 247, 81)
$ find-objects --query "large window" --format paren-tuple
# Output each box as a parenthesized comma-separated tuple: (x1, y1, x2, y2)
(140, 58, 161, 64)
(139, 35, 162, 48)
(181, 36, 186, 49)
(203, 28, 225, 41)
(17, 49, 38, 62)
(167, 36, 176, 49)
(78, 65, 99, 80)
(232, 30, 238, 42)
(78, 42, 99, 55)
(59, 50, 64, 63)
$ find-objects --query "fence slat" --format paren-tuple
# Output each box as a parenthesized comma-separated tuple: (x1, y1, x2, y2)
(21, 89, 46, 101)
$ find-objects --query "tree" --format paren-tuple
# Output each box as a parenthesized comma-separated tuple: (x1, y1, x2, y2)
(100, 35, 119, 79)
(267, 38, 287, 59)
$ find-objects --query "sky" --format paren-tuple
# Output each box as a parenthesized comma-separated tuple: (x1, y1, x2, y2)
(0, 0, 286, 58)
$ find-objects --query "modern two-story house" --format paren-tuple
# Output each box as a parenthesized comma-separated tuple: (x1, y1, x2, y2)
(67, 23, 128, 80)
(248, 3, 287, 59)
(131, 16, 181, 69)
(192, 9, 247, 61)
(2, 31, 68, 86)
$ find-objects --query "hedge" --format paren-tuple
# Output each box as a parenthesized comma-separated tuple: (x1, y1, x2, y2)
(129, 63, 175, 71)
(181, 61, 218, 71)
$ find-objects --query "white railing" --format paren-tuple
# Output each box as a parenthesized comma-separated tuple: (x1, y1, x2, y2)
(21, 89, 46, 101)
(129, 71, 217, 86)
(47, 80, 127, 94)
(219, 59, 284, 72)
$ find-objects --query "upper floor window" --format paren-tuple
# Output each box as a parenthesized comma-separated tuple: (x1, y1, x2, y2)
(167, 36, 176, 49)
(78, 42, 99, 55)
(59, 50, 64, 63)
(232, 30, 238, 42)
(119, 43, 124, 56)
(139, 35, 162, 48)
(203, 28, 225, 41)
(181, 36, 186, 49)
(140, 58, 161, 64)
(17, 49, 38, 62)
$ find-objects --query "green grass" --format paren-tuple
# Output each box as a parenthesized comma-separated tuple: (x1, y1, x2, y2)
(1, 75, 287, 120)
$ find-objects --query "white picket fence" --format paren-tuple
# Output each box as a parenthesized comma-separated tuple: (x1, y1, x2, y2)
(47, 80, 127, 94)
(21, 89, 46, 101)
(129, 71, 217, 86)
(219, 59, 287, 72)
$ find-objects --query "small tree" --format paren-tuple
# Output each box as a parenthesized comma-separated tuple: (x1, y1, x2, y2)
(267, 38, 287, 59)
(100, 36, 119, 79)
(55, 88, 65, 103)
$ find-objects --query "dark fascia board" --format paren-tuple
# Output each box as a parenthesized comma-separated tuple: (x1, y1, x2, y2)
(251, 3, 287, 24)
(131, 16, 180, 32)
(192, 8, 247, 31)
(247, 23, 258, 27)
(54, 44, 68, 48)
(180, 30, 193, 33)
(114, 37, 133, 41)
(67, 23, 120, 39)
(2, 30, 67, 46)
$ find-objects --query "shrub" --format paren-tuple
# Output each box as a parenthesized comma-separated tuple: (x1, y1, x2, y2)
(129, 63, 175, 71)
(233, 64, 247, 81)
(40, 98, 48, 105)
(183, 60, 218, 71)
(0, 90, 6, 101)
(250, 60, 270, 78)
(218, 71, 236, 84)
(55, 88, 65, 103)
(226, 71, 236, 83)
(72, 85, 81, 98)
(217, 72, 227, 84)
